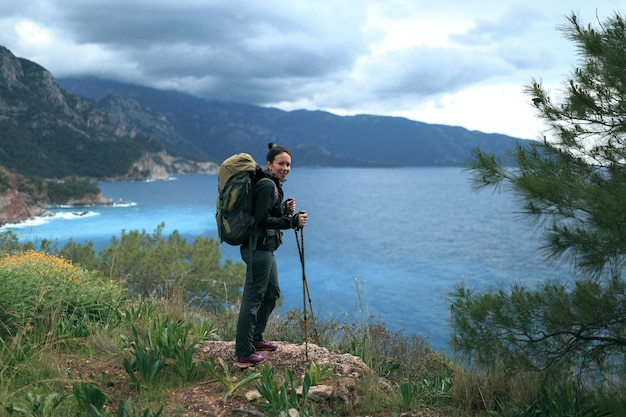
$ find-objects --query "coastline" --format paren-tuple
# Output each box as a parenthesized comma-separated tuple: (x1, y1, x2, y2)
(0, 166, 218, 227)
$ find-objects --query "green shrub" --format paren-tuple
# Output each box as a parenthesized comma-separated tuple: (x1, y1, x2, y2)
(0, 250, 124, 341)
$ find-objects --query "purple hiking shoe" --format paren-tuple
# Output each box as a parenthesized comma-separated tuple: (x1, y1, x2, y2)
(235, 352, 266, 369)
(253, 339, 278, 351)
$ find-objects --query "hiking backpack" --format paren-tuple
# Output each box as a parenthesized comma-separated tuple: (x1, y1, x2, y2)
(216, 153, 259, 245)
(216, 153, 276, 246)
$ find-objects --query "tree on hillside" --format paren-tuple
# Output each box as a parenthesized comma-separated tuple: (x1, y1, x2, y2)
(96, 223, 245, 309)
(450, 12, 626, 384)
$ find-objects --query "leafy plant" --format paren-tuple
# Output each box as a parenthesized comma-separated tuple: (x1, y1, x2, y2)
(0, 333, 33, 368)
(23, 392, 72, 417)
(120, 299, 158, 324)
(254, 366, 281, 413)
(460, 11, 626, 391)
(536, 381, 612, 417)
(255, 366, 312, 416)
(151, 317, 198, 380)
(121, 324, 166, 389)
(399, 382, 414, 410)
(115, 398, 164, 417)
(306, 361, 331, 386)
(72, 382, 107, 415)
(415, 372, 453, 406)
(349, 334, 371, 365)
(97, 225, 245, 308)
(57, 307, 95, 338)
(200, 357, 261, 402)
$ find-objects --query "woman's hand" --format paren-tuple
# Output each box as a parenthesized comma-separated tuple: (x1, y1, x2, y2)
(296, 211, 308, 228)
(285, 198, 296, 214)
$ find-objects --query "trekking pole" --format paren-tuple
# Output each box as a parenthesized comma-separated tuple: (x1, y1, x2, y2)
(294, 222, 318, 361)
(301, 230, 309, 360)
(295, 226, 309, 359)
(299, 226, 318, 340)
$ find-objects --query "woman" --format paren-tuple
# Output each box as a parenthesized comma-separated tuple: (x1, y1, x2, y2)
(235, 142, 308, 368)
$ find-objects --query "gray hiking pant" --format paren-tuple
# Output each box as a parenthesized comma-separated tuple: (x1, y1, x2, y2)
(235, 247, 280, 358)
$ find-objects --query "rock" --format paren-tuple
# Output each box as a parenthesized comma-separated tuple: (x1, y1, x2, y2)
(330, 377, 358, 414)
(245, 389, 262, 401)
(196, 340, 375, 413)
(306, 384, 333, 402)
(0, 188, 51, 225)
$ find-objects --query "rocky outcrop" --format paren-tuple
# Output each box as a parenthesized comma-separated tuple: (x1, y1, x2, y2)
(0, 188, 51, 225)
(191, 340, 446, 416)
(0, 166, 121, 226)
(0, 168, 51, 226)
(195, 341, 370, 415)
(127, 151, 218, 181)
(62, 191, 112, 206)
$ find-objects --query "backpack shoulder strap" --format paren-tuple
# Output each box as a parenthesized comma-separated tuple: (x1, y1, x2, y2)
(255, 177, 279, 204)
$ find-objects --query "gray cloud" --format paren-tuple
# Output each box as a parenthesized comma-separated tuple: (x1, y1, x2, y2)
(366, 47, 512, 99)
(45, 0, 374, 105)
(0, 0, 621, 138)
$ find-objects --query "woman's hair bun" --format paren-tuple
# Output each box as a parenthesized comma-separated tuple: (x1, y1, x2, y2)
(265, 142, 290, 162)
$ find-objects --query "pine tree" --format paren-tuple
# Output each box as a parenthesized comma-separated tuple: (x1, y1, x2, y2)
(451, 12, 626, 386)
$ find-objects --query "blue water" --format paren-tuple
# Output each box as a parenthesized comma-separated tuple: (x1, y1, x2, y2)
(1, 168, 575, 352)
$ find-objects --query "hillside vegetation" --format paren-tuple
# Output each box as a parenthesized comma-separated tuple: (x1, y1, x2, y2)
(0, 226, 622, 416)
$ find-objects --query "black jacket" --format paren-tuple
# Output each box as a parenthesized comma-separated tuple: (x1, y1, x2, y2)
(248, 170, 298, 250)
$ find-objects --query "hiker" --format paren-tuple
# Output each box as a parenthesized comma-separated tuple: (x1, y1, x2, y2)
(234, 142, 308, 367)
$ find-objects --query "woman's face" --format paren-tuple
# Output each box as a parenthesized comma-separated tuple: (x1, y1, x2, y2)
(267, 152, 291, 181)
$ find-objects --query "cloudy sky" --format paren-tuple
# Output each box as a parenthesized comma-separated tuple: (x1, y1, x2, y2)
(0, 1, 623, 139)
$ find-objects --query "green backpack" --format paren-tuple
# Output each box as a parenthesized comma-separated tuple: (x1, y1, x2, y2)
(215, 153, 275, 246)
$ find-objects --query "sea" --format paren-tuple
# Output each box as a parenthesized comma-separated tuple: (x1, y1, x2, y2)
(0, 168, 576, 353)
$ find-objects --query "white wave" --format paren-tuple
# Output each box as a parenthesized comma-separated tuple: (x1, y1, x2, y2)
(1, 217, 52, 229)
(59, 211, 100, 219)
(0, 211, 101, 230)
(143, 177, 178, 183)
(113, 202, 137, 208)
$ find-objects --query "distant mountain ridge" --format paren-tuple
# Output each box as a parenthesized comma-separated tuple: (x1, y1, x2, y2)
(58, 77, 531, 167)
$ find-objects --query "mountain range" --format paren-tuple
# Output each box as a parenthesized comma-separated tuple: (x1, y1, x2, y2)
(58, 76, 531, 168)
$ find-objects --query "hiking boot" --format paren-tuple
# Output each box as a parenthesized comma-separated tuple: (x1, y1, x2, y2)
(235, 352, 266, 368)
(253, 339, 278, 351)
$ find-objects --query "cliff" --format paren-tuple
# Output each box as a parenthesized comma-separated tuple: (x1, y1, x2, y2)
(0, 188, 51, 226)
(0, 167, 111, 226)
(0, 168, 49, 225)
